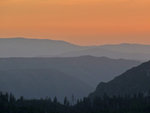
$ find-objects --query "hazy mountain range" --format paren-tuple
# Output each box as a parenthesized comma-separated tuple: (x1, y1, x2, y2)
(90, 60, 150, 98)
(59, 44, 150, 61)
(0, 38, 150, 61)
(0, 56, 140, 101)
(0, 69, 92, 102)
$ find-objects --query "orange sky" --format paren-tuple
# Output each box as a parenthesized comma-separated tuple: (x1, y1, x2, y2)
(0, 0, 150, 45)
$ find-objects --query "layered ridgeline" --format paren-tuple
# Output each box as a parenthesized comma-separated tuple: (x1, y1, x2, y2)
(90, 60, 150, 98)
(59, 44, 150, 61)
(0, 38, 88, 57)
(0, 69, 92, 102)
(0, 56, 140, 101)
(1, 38, 150, 61)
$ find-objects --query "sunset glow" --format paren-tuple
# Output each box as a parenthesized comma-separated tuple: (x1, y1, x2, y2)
(1, 0, 150, 45)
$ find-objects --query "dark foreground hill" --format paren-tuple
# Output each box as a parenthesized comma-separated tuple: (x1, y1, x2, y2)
(90, 60, 150, 98)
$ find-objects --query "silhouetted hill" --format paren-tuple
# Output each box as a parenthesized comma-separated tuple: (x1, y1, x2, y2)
(90, 60, 150, 98)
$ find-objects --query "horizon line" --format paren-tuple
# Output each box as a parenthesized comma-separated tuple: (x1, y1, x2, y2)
(0, 37, 150, 47)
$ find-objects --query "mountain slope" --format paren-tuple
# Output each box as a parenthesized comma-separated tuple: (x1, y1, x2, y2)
(0, 68, 92, 102)
(90, 60, 150, 98)
(0, 56, 140, 87)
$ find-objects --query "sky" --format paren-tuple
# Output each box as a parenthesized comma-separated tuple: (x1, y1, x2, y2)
(0, 0, 150, 45)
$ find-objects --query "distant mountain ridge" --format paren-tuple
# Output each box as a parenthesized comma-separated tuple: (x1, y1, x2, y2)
(90, 60, 150, 98)
(0, 37, 88, 57)
(59, 44, 150, 61)
(0, 38, 150, 61)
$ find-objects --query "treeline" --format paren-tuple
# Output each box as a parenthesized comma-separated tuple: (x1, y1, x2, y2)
(0, 92, 69, 113)
(0, 92, 150, 113)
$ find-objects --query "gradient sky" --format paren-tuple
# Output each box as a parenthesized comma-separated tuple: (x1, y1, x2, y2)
(0, 0, 150, 45)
